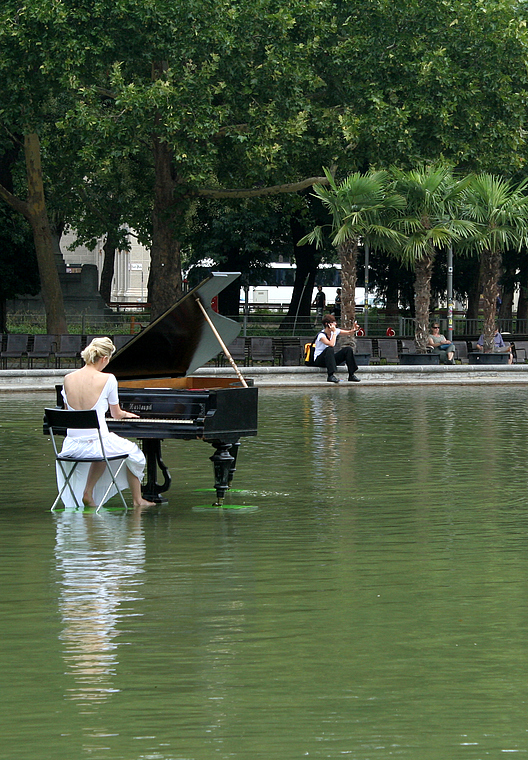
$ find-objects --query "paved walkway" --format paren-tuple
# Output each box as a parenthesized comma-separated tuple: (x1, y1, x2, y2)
(3, 364, 528, 392)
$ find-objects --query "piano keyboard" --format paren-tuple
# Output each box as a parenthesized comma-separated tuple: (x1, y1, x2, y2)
(115, 417, 195, 424)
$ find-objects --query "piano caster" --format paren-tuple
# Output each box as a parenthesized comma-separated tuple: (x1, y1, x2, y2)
(210, 442, 235, 506)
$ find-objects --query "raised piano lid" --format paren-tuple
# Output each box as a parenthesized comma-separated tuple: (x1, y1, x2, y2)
(105, 272, 242, 381)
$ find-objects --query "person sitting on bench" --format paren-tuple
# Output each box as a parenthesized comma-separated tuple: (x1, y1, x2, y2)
(476, 328, 513, 364)
(428, 323, 455, 364)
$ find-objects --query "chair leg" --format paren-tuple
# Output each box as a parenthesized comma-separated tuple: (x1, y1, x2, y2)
(52, 461, 83, 510)
(51, 447, 130, 512)
(95, 459, 129, 513)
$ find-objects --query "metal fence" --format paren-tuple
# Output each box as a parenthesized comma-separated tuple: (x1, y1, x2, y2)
(399, 317, 528, 338)
(6, 309, 528, 338)
(6, 312, 147, 335)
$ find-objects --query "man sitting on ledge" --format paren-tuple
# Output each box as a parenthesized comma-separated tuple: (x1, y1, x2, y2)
(476, 328, 513, 364)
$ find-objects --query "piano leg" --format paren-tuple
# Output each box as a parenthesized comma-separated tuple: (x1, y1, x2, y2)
(141, 439, 171, 503)
(209, 442, 235, 506)
(228, 441, 240, 486)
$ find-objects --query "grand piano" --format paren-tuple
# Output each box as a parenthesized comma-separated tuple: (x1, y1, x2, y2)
(74, 272, 257, 505)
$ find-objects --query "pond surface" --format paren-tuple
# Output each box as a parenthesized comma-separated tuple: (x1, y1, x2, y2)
(1, 386, 528, 760)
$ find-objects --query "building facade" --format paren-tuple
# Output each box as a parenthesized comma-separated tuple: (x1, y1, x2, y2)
(60, 229, 151, 303)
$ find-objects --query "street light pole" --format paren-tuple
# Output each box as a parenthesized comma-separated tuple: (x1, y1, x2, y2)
(447, 246, 453, 341)
(243, 283, 249, 337)
(364, 241, 369, 335)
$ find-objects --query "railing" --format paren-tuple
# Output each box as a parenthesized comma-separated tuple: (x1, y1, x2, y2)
(6, 312, 148, 335)
(399, 317, 528, 338)
(3, 332, 528, 369)
(6, 308, 528, 338)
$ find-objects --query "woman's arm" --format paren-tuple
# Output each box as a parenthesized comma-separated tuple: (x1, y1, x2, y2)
(109, 403, 139, 420)
(319, 332, 336, 347)
(339, 322, 359, 337)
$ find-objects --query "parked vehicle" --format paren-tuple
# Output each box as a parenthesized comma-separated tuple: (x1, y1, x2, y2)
(240, 263, 378, 307)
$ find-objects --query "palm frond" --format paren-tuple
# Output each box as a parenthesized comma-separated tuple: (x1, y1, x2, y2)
(297, 225, 328, 249)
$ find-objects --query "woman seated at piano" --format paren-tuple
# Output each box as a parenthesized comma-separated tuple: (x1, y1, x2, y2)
(59, 337, 155, 508)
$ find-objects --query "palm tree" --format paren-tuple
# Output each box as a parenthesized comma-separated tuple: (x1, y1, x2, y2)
(459, 174, 528, 353)
(300, 168, 405, 329)
(391, 165, 474, 352)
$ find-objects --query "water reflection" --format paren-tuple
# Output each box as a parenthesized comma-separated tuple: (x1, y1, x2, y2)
(3, 388, 528, 759)
(309, 393, 339, 481)
(54, 509, 145, 712)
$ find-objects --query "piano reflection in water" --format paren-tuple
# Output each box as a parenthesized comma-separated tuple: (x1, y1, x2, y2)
(51, 272, 258, 505)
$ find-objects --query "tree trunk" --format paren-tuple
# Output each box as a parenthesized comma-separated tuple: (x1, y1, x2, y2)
(517, 256, 528, 322)
(149, 121, 183, 321)
(385, 258, 401, 318)
(0, 142, 19, 332)
(24, 133, 68, 334)
(500, 286, 514, 322)
(217, 246, 241, 317)
(0, 297, 6, 333)
(338, 238, 358, 330)
(499, 257, 516, 326)
(413, 248, 435, 352)
(280, 252, 317, 332)
(218, 278, 241, 317)
(100, 232, 118, 305)
(480, 248, 500, 352)
(280, 214, 319, 331)
(465, 265, 481, 323)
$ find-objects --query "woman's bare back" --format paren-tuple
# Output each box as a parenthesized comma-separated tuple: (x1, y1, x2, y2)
(63, 366, 111, 410)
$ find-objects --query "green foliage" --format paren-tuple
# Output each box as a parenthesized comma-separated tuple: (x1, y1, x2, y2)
(459, 173, 528, 254)
(3, 0, 528, 324)
(391, 164, 476, 263)
(302, 168, 405, 250)
(457, 173, 528, 347)
(182, 196, 292, 287)
(332, 0, 528, 173)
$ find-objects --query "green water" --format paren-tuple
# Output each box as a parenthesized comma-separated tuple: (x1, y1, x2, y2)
(1, 386, 528, 760)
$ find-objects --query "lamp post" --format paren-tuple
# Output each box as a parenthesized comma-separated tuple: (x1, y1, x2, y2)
(447, 246, 453, 342)
(364, 241, 370, 335)
(243, 280, 250, 337)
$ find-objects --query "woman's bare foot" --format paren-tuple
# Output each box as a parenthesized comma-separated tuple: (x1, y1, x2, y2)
(133, 498, 157, 508)
(82, 494, 97, 507)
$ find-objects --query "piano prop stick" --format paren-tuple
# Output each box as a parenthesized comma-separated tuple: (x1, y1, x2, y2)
(195, 296, 248, 388)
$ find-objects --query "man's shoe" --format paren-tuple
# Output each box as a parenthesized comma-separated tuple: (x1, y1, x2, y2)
(327, 374, 341, 383)
(348, 374, 361, 382)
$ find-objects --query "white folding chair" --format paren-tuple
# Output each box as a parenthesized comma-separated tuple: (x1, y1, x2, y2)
(45, 408, 129, 512)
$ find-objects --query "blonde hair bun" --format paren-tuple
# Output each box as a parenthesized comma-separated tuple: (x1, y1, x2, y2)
(81, 336, 116, 365)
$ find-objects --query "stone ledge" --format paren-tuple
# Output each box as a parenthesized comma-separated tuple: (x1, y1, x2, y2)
(2, 363, 528, 391)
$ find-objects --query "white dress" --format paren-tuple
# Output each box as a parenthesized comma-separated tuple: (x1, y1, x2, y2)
(57, 374, 146, 508)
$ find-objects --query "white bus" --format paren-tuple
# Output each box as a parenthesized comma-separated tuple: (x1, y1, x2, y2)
(243, 262, 375, 307)
(185, 261, 377, 307)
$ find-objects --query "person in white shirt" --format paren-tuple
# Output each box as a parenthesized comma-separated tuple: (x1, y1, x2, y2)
(313, 313, 361, 383)
(60, 337, 156, 507)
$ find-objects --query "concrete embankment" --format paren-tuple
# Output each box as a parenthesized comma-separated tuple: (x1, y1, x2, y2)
(2, 364, 528, 392)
